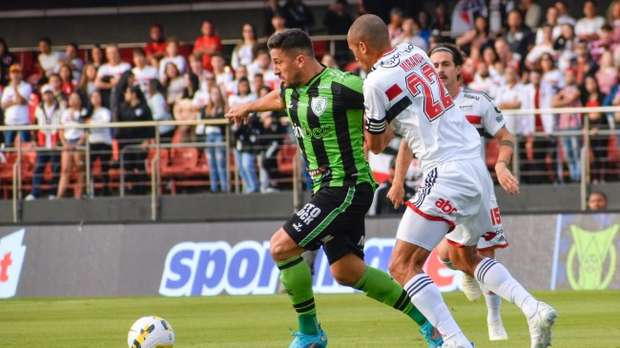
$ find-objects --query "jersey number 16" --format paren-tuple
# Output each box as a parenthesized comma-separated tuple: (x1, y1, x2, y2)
(405, 63, 454, 122)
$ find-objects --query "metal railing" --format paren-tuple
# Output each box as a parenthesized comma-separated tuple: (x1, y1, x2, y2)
(1, 106, 619, 221)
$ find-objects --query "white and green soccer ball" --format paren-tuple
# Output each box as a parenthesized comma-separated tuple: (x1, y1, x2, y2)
(127, 316, 175, 348)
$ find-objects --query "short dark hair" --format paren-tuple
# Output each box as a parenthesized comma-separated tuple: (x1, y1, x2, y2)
(589, 191, 607, 201)
(267, 29, 314, 57)
(39, 37, 51, 46)
(429, 43, 464, 66)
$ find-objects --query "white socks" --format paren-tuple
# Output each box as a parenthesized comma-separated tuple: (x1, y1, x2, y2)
(404, 273, 467, 341)
(484, 290, 502, 323)
(475, 257, 539, 319)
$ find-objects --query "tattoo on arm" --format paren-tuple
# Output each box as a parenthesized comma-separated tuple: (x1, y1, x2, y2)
(499, 139, 514, 148)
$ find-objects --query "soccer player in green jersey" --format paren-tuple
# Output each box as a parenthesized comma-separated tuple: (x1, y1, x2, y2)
(226, 29, 441, 348)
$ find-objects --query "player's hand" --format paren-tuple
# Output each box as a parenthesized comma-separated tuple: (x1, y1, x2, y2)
(495, 162, 519, 195)
(387, 182, 405, 209)
(225, 104, 250, 125)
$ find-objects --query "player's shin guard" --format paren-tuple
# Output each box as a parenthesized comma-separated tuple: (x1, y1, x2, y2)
(277, 256, 319, 335)
(353, 266, 427, 326)
(404, 273, 467, 341)
(475, 257, 538, 318)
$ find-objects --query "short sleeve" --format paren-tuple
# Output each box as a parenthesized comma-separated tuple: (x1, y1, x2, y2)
(481, 94, 505, 137)
(363, 79, 388, 134)
(0, 88, 9, 103)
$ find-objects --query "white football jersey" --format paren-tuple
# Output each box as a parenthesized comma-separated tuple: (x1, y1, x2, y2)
(364, 43, 481, 171)
(454, 86, 505, 138)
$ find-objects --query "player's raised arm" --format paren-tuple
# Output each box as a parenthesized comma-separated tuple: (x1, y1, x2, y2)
(387, 139, 413, 209)
(225, 88, 284, 124)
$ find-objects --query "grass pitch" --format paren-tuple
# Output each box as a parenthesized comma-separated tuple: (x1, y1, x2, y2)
(1, 291, 618, 347)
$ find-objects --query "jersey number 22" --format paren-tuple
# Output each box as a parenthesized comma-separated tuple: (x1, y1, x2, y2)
(405, 63, 454, 122)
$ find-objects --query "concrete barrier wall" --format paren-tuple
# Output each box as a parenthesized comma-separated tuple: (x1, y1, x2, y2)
(0, 213, 618, 298)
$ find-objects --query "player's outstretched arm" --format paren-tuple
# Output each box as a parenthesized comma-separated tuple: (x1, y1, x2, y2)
(494, 127, 520, 195)
(225, 88, 284, 124)
(387, 139, 413, 209)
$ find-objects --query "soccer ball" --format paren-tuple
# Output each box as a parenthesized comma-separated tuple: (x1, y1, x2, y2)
(127, 316, 175, 348)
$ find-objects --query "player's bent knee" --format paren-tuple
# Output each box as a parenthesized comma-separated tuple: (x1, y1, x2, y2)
(269, 228, 300, 262)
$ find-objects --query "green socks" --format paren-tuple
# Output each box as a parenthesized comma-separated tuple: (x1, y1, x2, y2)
(277, 256, 320, 335)
(353, 266, 427, 326)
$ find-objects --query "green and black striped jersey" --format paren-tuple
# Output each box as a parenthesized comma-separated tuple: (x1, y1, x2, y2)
(281, 67, 375, 193)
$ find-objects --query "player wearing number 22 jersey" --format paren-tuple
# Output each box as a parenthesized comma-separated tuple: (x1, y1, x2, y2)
(360, 35, 556, 347)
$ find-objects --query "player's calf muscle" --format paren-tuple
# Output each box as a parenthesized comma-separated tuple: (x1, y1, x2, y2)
(389, 244, 429, 284)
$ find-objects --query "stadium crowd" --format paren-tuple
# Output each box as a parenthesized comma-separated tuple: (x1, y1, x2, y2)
(0, 0, 619, 200)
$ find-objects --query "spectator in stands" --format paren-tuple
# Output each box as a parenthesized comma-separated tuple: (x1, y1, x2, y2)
(211, 54, 234, 90)
(0, 38, 16, 86)
(588, 191, 608, 210)
(144, 24, 167, 59)
(574, 42, 597, 85)
(231, 23, 257, 70)
(63, 42, 83, 82)
(198, 85, 228, 193)
(26, 84, 63, 200)
(132, 48, 157, 94)
(536, 6, 562, 44)
(88, 90, 113, 196)
(596, 50, 617, 95)
(159, 38, 187, 79)
(469, 61, 501, 99)
(582, 75, 610, 183)
(555, 1, 576, 25)
(263, 0, 283, 36)
(456, 15, 490, 54)
(258, 110, 287, 192)
(505, 9, 534, 60)
(47, 73, 65, 104)
(194, 20, 222, 72)
(58, 63, 76, 97)
(230, 77, 259, 193)
(161, 62, 186, 109)
(494, 36, 520, 71)
(57, 92, 86, 199)
(1, 64, 32, 147)
(591, 25, 618, 64)
(38, 37, 61, 78)
(89, 44, 105, 70)
(78, 64, 98, 98)
(521, 69, 557, 184)
(608, 0, 620, 41)
(271, 11, 288, 35)
(387, 7, 404, 42)
(392, 17, 427, 51)
(431, 3, 451, 36)
(324, 0, 352, 35)
(95, 44, 131, 108)
(576, 0, 605, 42)
(496, 66, 524, 134)
(281, 0, 315, 32)
(248, 49, 278, 90)
(554, 23, 577, 70)
(540, 52, 564, 93)
(553, 69, 582, 183)
(116, 86, 154, 195)
(526, 24, 556, 70)
(521, 0, 542, 29)
(146, 79, 175, 143)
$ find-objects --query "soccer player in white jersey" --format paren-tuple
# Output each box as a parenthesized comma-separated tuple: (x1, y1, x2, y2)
(389, 42, 516, 341)
(347, 15, 557, 348)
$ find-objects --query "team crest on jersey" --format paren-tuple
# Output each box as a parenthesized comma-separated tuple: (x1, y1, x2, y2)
(311, 96, 327, 116)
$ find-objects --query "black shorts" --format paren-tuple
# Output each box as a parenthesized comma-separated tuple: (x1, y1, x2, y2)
(283, 183, 374, 264)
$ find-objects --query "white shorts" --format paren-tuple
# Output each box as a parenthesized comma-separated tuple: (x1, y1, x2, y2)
(396, 158, 508, 251)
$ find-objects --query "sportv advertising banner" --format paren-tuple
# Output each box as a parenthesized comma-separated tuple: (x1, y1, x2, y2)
(0, 213, 618, 298)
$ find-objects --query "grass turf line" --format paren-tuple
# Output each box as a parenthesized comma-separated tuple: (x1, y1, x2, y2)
(0, 291, 618, 347)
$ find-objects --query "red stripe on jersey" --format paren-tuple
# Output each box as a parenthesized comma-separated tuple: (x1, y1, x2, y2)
(465, 115, 482, 124)
(385, 84, 403, 101)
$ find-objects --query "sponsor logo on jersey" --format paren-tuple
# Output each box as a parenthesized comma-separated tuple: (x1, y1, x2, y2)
(380, 52, 401, 68)
(0, 229, 27, 299)
(159, 238, 461, 296)
(435, 198, 458, 215)
(566, 225, 617, 290)
(311, 96, 328, 116)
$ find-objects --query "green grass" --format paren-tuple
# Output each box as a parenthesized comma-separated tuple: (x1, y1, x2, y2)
(1, 291, 619, 347)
